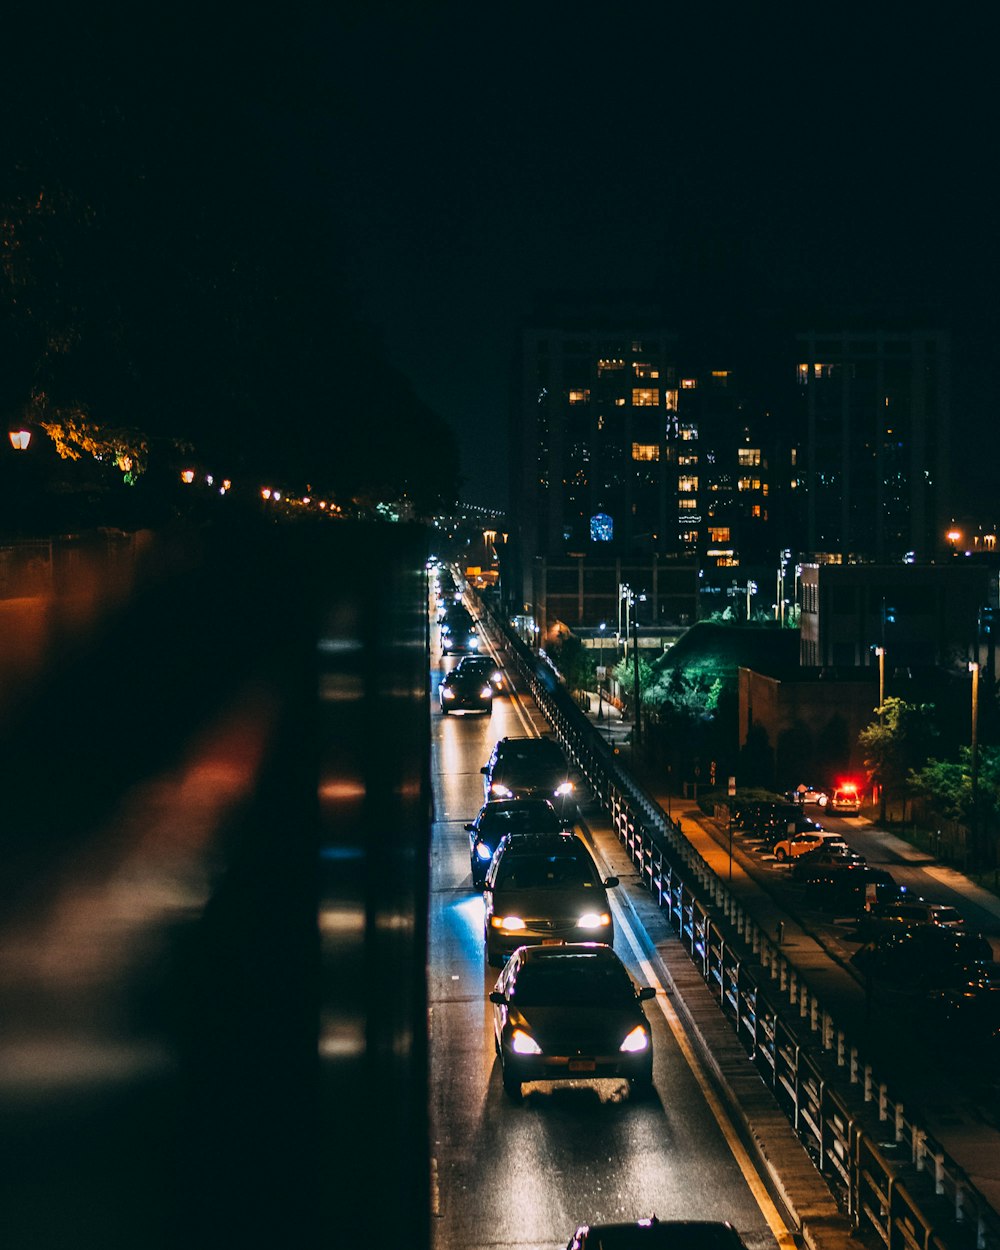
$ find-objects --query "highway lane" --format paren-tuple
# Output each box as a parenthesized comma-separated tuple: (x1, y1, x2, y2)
(427, 623, 792, 1250)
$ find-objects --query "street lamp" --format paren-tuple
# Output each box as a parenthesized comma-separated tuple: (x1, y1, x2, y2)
(970, 660, 980, 857)
(8, 429, 32, 451)
(745, 579, 758, 621)
(597, 622, 606, 720)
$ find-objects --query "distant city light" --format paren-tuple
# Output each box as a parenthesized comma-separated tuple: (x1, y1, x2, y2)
(180, 468, 195, 484)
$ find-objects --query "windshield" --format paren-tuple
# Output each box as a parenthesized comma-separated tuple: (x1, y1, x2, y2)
(481, 806, 562, 835)
(511, 955, 634, 1007)
(497, 852, 595, 890)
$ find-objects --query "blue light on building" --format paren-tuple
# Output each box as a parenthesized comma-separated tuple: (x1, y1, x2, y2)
(590, 512, 613, 542)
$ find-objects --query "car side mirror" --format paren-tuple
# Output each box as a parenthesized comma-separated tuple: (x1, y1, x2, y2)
(604, 876, 619, 888)
(464, 823, 475, 832)
(488, 991, 506, 1005)
(481, 766, 488, 774)
(638, 986, 656, 1001)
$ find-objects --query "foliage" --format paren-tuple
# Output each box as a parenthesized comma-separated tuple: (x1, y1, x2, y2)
(858, 696, 937, 814)
(909, 746, 1000, 825)
(545, 633, 595, 693)
(645, 666, 722, 719)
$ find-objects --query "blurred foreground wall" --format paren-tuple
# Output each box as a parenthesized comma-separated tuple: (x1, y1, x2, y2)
(0, 521, 430, 1250)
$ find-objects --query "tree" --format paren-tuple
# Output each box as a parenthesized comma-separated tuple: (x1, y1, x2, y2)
(909, 746, 1000, 862)
(858, 696, 937, 824)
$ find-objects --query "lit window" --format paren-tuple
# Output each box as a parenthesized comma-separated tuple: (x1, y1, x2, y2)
(737, 448, 761, 467)
(679, 424, 698, 441)
(716, 556, 739, 567)
(632, 388, 660, 407)
(664, 389, 679, 410)
(678, 475, 698, 492)
(632, 443, 660, 461)
(634, 362, 660, 379)
(569, 389, 590, 404)
(615, 397, 626, 406)
(738, 478, 751, 491)
(590, 512, 614, 541)
(598, 359, 625, 375)
(681, 378, 697, 389)
(709, 527, 731, 542)
(597, 413, 605, 430)
(678, 498, 698, 511)
(710, 370, 730, 386)
(791, 449, 797, 466)
(752, 505, 762, 517)
(681, 530, 699, 544)
(762, 483, 769, 496)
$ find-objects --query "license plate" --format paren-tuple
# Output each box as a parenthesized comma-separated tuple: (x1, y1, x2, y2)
(568, 1059, 596, 1072)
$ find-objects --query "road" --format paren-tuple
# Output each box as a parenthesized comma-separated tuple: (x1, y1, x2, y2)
(427, 627, 798, 1250)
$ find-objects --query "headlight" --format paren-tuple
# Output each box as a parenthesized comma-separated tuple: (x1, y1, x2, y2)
(491, 783, 513, 798)
(577, 912, 611, 930)
(555, 781, 574, 797)
(480, 685, 493, 699)
(468, 636, 480, 649)
(475, 841, 493, 861)
(441, 687, 455, 699)
(511, 1029, 542, 1055)
(619, 1026, 649, 1053)
(492, 915, 525, 932)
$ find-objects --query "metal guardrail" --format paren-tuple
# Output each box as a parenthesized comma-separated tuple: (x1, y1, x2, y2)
(474, 593, 1000, 1250)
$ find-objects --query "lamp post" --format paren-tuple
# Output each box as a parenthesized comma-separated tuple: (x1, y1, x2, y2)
(597, 622, 606, 720)
(745, 579, 757, 622)
(970, 660, 980, 859)
(7, 427, 33, 538)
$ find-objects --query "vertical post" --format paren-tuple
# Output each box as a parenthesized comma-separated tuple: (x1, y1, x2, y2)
(875, 644, 887, 825)
(631, 590, 641, 748)
(970, 660, 980, 861)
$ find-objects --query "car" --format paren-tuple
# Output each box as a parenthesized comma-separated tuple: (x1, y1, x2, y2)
(483, 830, 618, 966)
(465, 798, 570, 888)
(856, 895, 967, 940)
(566, 1218, 750, 1250)
(771, 829, 848, 861)
(792, 784, 828, 807)
(829, 783, 862, 815)
(481, 736, 576, 811)
(852, 927, 995, 990)
(439, 665, 493, 714)
(440, 607, 480, 656)
(488, 942, 655, 1101)
(803, 865, 900, 914)
(790, 847, 867, 880)
(455, 653, 504, 692)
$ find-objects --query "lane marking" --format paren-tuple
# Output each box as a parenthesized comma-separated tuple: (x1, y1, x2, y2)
(610, 893, 795, 1247)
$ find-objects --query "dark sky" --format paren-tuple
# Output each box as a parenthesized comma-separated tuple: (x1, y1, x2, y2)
(317, 6, 997, 509)
(7, 6, 997, 513)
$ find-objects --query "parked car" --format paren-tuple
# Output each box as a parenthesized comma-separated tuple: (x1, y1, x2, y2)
(792, 784, 828, 807)
(439, 664, 493, 715)
(791, 847, 867, 880)
(771, 829, 847, 861)
(856, 895, 967, 940)
(465, 798, 569, 889)
(483, 830, 618, 966)
(489, 942, 655, 1101)
(803, 866, 899, 914)
(566, 1219, 749, 1250)
(852, 927, 994, 990)
(481, 736, 575, 812)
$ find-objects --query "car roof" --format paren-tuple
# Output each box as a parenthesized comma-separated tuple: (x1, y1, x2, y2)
(572, 1220, 747, 1250)
(498, 830, 579, 853)
(518, 941, 621, 966)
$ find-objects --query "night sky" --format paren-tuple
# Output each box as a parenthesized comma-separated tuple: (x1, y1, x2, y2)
(5, 6, 996, 513)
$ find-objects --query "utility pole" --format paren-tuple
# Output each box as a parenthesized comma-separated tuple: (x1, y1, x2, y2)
(971, 660, 980, 860)
(631, 593, 641, 749)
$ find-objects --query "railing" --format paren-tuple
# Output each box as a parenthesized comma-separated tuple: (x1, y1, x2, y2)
(474, 592, 1000, 1250)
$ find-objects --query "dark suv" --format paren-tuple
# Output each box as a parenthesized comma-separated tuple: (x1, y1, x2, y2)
(481, 736, 575, 812)
(483, 831, 618, 966)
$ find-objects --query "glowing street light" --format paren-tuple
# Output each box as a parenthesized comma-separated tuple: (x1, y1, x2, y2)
(8, 429, 31, 451)
(180, 468, 195, 484)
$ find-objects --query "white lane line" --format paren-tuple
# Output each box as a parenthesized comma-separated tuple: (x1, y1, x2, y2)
(610, 893, 795, 1247)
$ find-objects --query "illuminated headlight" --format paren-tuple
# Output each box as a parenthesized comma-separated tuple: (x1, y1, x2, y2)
(555, 781, 574, 797)
(511, 1029, 542, 1055)
(480, 685, 493, 699)
(468, 636, 480, 649)
(475, 841, 493, 862)
(577, 912, 611, 930)
(492, 915, 525, 932)
(441, 687, 456, 699)
(619, 1026, 649, 1053)
(491, 783, 513, 798)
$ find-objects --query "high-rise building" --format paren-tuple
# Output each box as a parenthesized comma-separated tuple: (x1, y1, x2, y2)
(794, 328, 951, 562)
